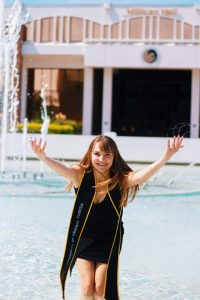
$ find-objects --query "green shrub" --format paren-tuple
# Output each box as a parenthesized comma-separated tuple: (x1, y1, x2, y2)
(16, 122, 75, 134)
(51, 119, 82, 133)
(16, 123, 42, 133)
(48, 124, 74, 134)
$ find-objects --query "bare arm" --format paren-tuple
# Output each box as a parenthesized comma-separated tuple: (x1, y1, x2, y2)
(30, 138, 83, 186)
(126, 136, 184, 187)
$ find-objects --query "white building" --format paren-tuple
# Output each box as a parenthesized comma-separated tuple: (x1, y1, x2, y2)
(4, 0, 200, 139)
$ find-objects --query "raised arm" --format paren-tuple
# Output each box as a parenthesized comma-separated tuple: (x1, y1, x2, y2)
(126, 136, 184, 187)
(30, 138, 83, 186)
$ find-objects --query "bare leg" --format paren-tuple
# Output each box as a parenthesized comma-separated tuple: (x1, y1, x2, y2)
(76, 258, 95, 300)
(94, 262, 108, 300)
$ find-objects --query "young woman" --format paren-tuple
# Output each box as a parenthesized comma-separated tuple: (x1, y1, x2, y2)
(31, 135, 183, 300)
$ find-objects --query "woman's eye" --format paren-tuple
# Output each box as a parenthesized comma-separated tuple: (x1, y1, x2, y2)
(105, 153, 111, 157)
(94, 152, 100, 156)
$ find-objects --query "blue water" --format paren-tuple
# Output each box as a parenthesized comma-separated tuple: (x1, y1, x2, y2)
(1, 168, 200, 300)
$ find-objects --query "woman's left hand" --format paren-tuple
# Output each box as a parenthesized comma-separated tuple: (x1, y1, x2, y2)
(126, 135, 184, 187)
(161, 135, 184, 163)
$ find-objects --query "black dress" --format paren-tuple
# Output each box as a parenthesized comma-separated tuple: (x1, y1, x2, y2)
(76, 193, 117, 263)
(60, 170, 123, 300)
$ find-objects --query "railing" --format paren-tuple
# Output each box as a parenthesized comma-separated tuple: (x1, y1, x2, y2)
(23, 15, 200, 45)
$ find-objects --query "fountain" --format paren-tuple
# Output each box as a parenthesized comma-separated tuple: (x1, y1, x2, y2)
(165, 124, 199, 186)
(39, 85, 50, 177)
(0, 0, 5, 172)
(0, 0, 29, 174)
(22, 117, 28, 176)
(0, 0, 50, 179)
(166, 158, 200, 186)
(0, 0, 4, 106)
(0, 0, 50, 180)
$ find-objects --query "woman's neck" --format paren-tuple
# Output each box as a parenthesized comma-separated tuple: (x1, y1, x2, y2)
(93, 168, 110, 183)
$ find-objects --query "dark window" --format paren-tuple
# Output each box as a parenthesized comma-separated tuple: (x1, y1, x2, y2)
(112, 69, 191, 137)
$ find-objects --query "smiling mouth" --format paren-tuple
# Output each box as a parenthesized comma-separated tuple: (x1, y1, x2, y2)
(97, 163, 107, 167)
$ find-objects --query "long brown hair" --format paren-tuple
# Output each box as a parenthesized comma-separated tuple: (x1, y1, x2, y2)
(68, 135, 138, 207)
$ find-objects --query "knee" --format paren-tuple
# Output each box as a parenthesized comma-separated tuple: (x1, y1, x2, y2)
(82, 280, 95, 296)
(94, 282, 104, 296)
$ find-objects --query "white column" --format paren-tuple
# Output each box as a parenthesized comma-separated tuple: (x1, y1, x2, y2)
(102, 68, 113, 134)
(142, 16, 146, 41)
(20, 64, 28, 123)
(108, 23, 111, 40)
(37, 18, 41, 43)
(59, 16, 64, 43)
(82, 68, 94, 135)
(101, 23, 104, 40)
(90, 21, 93, 41)
(66, 16, 70, 43)
(82, 18, 87, 42)
(156, 16, 160, 41)
(192, 24, 195, 42)
(173, 18, 177, 41)
(31, 21, 34, 42)
(180, 20, 184, 42)
(52, 16, 57, 42)
(119, 20, 122, 41)
(126, 18, 129, 41)
(149, 15, 153, 41)
(190, 69, 200, 138)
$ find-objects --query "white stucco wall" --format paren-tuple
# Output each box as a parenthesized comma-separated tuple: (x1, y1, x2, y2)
(84, 44, 200, 69)
(4, 133, 200, 164)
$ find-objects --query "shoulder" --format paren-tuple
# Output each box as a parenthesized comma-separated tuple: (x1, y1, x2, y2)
(70, 164, 85, 172)
(69, 164, 85, 187)
(124, 171, 138, 188)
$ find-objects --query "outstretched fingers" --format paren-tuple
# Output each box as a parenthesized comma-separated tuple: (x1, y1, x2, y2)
(164, 135, 184, 162)
(179, 135, 184, 148)
(41, 140, 46, 151)
(170, 135, 184, 153)
(30, 137, 37, 152)
(30, 137, 46, 155)
(38, 138, 46, 153)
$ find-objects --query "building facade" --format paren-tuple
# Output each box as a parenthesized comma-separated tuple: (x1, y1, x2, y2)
(5, 0, 200, 138)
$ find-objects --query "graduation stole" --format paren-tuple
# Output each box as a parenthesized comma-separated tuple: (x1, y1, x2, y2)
(60, 169, 123, 300)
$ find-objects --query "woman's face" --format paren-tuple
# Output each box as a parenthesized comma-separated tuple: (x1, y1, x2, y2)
(91, 142, 114, 175)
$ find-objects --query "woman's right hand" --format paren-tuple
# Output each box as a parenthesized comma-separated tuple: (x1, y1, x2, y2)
(30, 138, 83, 184)
(30, 138, 46, 161)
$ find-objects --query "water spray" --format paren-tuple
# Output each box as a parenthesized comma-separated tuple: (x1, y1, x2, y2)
(0, 0, 29, 173)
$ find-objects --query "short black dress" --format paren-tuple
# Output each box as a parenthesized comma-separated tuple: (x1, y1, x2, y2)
(76, 193, 117, 263)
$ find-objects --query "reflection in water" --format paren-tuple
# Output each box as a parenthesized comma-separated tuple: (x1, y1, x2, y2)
(0, 165, 200, 299)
